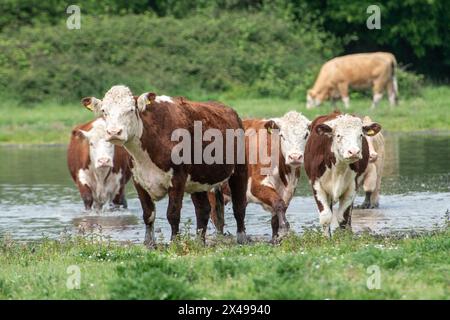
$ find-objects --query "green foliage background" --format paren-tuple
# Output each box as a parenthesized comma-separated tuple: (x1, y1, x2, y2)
(0, 0, 446, 104)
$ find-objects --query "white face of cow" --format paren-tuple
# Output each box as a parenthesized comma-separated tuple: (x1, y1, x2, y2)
(82, 85, 141, 145)
(315, 114, 381, 164)
(79, 119, 115, 169)
(269, 111, 311, 168)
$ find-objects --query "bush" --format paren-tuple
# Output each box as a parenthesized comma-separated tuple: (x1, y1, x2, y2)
(0, 12, 340, 104)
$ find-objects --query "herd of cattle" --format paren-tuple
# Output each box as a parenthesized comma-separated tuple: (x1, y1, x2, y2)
(67, 52, 392, 245)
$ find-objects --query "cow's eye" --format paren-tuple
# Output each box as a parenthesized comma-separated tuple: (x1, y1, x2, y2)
(89, 142, 93, 146)
(128, 108, 134, 113)
(101, 109, 107, 116)
(304, 132, 309, 139)
(337, 134, 341, 138)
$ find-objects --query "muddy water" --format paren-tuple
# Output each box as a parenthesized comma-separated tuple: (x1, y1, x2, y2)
(0, 132, 448, 242)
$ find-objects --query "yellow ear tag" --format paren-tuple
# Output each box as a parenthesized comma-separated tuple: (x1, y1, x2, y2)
(84, 103, 93, 111)
(145, 97, 151, 107)
(268, 127, 273, 134)
(367, 129, 375, 136)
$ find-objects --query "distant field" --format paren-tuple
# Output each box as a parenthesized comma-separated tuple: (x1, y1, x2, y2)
(0, 86, 449, 144)
(0, 228, 448, 299)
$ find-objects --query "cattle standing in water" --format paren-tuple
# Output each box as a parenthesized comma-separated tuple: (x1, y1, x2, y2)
(209, 112, 311, 241)
(357, 116, 385, 209)
(304, 111, 381, 236)
(82, 85, 248, 247)
(306, 52, 398, 109)
(67, 118, 132, 210)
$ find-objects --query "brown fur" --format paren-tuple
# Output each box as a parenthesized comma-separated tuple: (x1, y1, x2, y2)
(132, 96, 248, 244)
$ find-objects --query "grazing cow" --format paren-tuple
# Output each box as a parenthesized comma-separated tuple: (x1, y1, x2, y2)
(306, 52, 398, 109)
(67, 118, 132, 210)
(209, 111, 311, 240)
(81, 85, 248, 246)
(304, 111, 381, 236)
(357, 116, 385, 209)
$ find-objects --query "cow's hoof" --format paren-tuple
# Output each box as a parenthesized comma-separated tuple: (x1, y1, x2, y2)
(356, 201, 370, 209)
(236, 232, 249, 244)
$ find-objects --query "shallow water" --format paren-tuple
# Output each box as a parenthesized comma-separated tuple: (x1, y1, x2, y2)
(0, 132, 449, 242)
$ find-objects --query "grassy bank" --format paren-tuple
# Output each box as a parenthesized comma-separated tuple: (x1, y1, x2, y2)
(0, 227, 448, 299)
(0, 86, 449, 144)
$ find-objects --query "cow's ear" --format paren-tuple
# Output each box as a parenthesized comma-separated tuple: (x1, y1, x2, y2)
(73, 129, 89, 140)
(81, 97, 101, 115)
(264, 120, 279, 134)
(363, 123, 381, 136)
(316, 123, 332, 136)
(307, 121, 312, 132)
(137, 92, 157, 112)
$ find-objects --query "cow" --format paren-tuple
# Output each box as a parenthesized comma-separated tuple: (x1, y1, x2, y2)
(306, 52, 398, 109)
(209, 111, 311, 241)
(81, 85, 248, 247)
(304, 111, 381, 236)
(67, 118, 132, 211)
(356, 116, 385, 209)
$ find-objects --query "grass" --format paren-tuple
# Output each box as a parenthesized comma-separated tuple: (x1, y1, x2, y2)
(0, 86, 449, 144)
(0, 226, 448, 300)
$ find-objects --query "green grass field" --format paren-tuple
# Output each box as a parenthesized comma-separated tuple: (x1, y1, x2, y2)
(0, 227, 448, 299)
(0, 86, 449, 144)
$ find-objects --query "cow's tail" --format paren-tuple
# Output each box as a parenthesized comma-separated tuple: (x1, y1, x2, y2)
(391, 57, 399, 98)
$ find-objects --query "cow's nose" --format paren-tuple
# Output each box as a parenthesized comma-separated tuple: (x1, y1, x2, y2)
(97, 157, 112, 167)
(107, 128, 122, 137)
(289, 153, 303, 161)
(347, 148, 361, 157)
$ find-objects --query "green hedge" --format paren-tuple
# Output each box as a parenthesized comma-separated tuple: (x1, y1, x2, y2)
(0, 12, 340, 104)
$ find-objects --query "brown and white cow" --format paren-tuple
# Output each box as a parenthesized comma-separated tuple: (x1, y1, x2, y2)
(209, 111, 311, 240)
(356, 116, 385, 209)
(304, 111, 381, 236)
(306, 52, 398, 109)
(67, 118, 132, 210)
(82, 85, 248, 246)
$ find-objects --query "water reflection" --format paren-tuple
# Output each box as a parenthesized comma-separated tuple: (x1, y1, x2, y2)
(0, 132, 449, 242)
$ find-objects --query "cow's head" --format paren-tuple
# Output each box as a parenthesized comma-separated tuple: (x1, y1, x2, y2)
(306, 88, 330, 109)
(267, 111, 311, 168)
(315, 114, 381, 163)
(78, 119, 115, 169)
(82, 85, 141, 145)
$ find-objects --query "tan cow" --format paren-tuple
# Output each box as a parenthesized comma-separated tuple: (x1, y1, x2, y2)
(356, 116, 385, 209)
(306, 52, 398, 109)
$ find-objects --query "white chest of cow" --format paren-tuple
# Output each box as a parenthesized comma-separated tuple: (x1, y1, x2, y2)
(78, 165, 122, 206)
(262, 167, 299, 205)
(318, 163, 356, 203)
(127, 143, 173, 201)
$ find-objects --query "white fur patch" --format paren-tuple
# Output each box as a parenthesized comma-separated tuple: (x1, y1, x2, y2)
(78, 167, 123, 208)
(126, 140, 173, 201)
(155, 95, 174, 104)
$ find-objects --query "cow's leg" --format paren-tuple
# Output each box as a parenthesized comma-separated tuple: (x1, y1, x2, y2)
(337, 83, 350, 109)
(250, 183, 288, 240)
(337, 188, 355, 230)
(371, 81, 385, 109)
(363, 164, 377, 208)
(134, 181, 156, 248)
(386, 80, 397, 106)
(112, 185, 127, 209)
(77, 182, 93, 211)
(312, 182, 332, 237)
(208, 187, 225, 234)
(228, 164, 248, 244)
(167, 174, 187, 241)
(191, 192, 211, 241)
